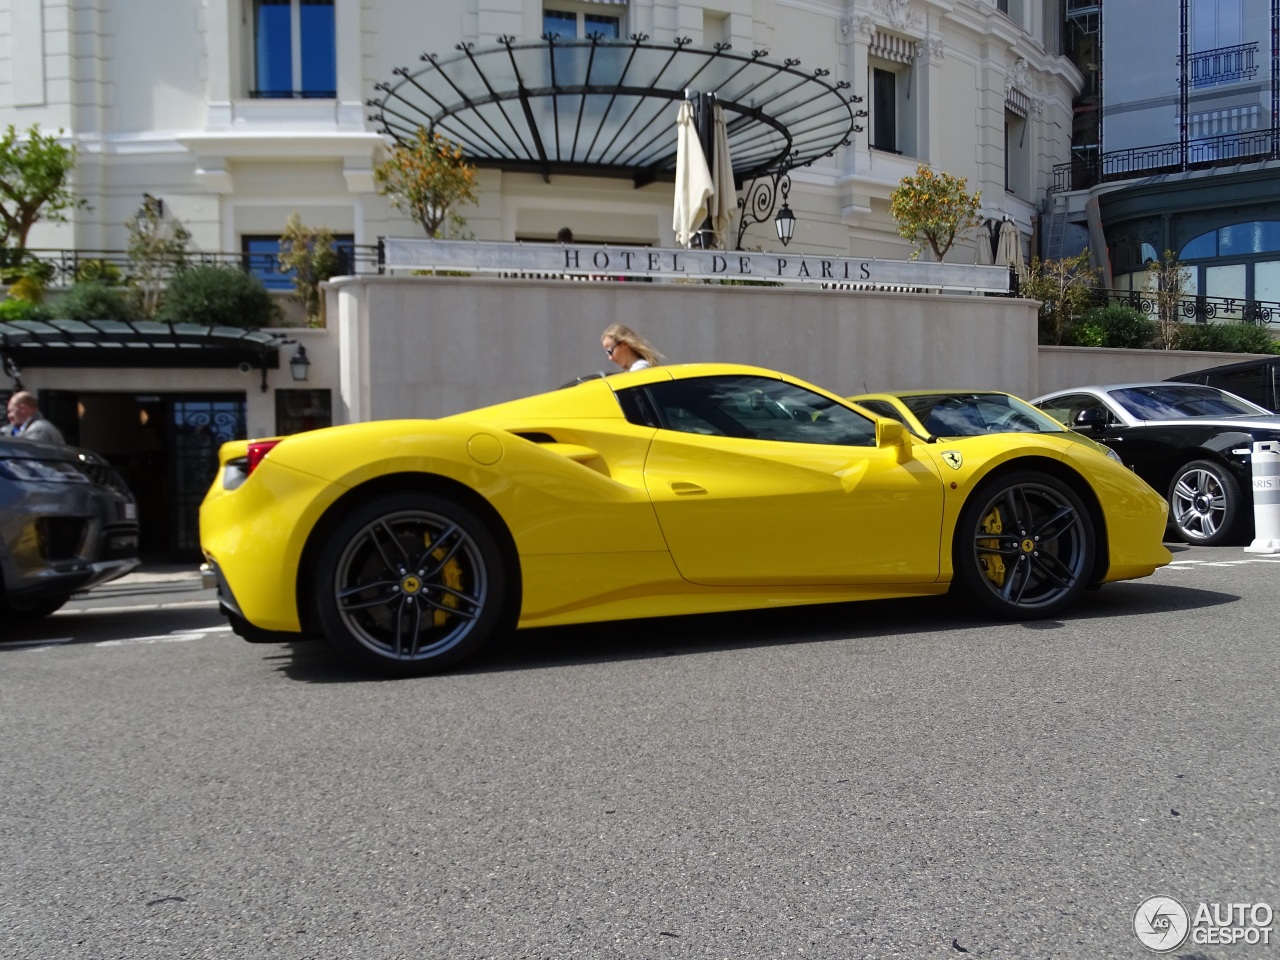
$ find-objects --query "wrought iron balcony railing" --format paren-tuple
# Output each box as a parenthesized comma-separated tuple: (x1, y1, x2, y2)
(1178, 41, 1260, 88)
(1093, 287, 1280, 326)
(4, 244, 386, 289)
(1053, 127, 1279, 192)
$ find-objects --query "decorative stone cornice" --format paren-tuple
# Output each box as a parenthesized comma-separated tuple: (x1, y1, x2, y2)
(840, 14, 878, 40)
(1007, 57, 1031, 97)
(917, 33, 945, 62)
(873, 0, 924, 34)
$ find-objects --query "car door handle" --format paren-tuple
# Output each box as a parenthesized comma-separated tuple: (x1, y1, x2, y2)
(670, 481, 708, 495)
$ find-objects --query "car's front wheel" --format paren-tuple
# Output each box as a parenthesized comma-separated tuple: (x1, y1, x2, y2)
(952, 470, 1095, 619)
(3, 595, 69, 623)
(313, 491, 510, 676)
(1168, 459, 1242, 546)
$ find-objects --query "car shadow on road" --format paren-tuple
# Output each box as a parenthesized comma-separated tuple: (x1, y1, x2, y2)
(0, 605, 226, 648)
(271, 580, 1238, 683)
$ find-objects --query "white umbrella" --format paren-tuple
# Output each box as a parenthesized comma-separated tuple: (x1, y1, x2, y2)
(673, 99, 714, 248)
(974, 220, 994, 265)
(710, 103, 737, 249)
(995, 218, 1025, 278)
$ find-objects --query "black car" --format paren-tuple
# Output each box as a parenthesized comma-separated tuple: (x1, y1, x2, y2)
(1031, 382, 1280, 546)
(1, 437, 140, 622)
(1166, 355, 1280, 413)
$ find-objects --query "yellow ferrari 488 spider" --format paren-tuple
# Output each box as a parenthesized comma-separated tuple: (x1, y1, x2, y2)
(200, 364, 1171, 675)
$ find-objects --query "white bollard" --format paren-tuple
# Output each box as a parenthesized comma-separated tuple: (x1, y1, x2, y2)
(1245, 440, 1280, 555)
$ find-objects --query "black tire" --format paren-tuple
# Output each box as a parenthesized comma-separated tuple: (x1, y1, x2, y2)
(952, 470, 1096, 619)
(1167, 459, 1242, 546)
(312, 491, 510, 676)
(3, 595, 69, 623)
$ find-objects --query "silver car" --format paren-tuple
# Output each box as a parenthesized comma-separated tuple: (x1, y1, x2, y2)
(1, 437, 140, 622)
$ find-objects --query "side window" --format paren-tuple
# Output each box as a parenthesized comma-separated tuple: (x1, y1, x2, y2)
(1208, 365, 1267, 406)
(1036, 393, 1109, 427)
(642, 376, 877, 447)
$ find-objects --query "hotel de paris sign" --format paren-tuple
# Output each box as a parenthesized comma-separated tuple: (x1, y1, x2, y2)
(383, 239, 1012, 294)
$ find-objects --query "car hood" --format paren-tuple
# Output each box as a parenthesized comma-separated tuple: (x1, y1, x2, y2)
(0, 437, 77, 461)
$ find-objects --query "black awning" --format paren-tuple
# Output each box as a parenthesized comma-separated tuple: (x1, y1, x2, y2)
(0, 319, 284, 369)
(368, 37, 860, 185)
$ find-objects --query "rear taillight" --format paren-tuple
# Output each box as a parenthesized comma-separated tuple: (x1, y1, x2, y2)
(246, 440, 282, 475)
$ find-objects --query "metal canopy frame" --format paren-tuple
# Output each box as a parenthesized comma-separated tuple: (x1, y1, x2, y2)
(0, 319, 285, 371)
(368, 35, 861, 186)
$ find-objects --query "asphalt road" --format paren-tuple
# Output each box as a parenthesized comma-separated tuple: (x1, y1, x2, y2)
(3, 546, 1277, 959)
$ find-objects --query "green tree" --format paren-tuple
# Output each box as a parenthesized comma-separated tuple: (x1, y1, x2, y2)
(56, 280, 135, 322)
(125, 198, 191, 318)
(1146, 249, 1192, 350)
(0, 124, 89, 251)
(888, 164, 982, 262)
(277, 212, 340, 327)
(374, 128, 478, 238)
(1021, 250, 1099, 345)
(157, 265, 280, 330)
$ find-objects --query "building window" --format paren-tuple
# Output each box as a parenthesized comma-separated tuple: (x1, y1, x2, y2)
(253, 0, 336, 99)
(1005, 110, 1031, 199)
(871, 67, 898, 153)
(242, 234, 355, 291)
(276, 389, 332, 435)
(543, 4, 622, 39)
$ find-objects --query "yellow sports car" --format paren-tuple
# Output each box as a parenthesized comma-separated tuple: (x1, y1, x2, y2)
(200, 364, 1171, 675)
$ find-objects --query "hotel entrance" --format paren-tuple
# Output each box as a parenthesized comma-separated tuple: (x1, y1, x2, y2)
(41, 391, 247, 560)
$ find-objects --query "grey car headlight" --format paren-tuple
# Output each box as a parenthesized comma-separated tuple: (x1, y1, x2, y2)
(0, 457, 92, 483)
(1101, 444, 1124, 464)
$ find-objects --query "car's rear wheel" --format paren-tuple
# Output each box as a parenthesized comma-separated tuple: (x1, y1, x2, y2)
(1168, 459, 1241, 546)
(313, 492, 509, 675)
(952, 470, 1095, 619)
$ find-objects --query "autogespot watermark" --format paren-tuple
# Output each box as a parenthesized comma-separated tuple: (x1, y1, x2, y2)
(1134, 896, 1274, 952)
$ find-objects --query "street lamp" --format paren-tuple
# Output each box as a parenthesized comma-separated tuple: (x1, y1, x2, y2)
(774, 202, 796, 247)
(289, 344, 311, 382)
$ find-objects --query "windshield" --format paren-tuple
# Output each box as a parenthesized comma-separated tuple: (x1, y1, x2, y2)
(1107, 384, 1270, 420)
(900, 393, 1067, 437)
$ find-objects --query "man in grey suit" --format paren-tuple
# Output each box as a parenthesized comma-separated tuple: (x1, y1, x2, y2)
(7, 391, 65, 445)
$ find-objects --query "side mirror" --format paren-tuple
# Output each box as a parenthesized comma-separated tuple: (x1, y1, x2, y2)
(876, 419, 909, 460)
(1073, 408, 1108, 434)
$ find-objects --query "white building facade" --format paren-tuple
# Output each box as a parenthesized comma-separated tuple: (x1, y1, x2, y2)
(2, 0, 1080, 263)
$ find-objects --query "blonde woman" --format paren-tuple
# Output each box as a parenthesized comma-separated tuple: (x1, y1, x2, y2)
(601, 323, 662, 372)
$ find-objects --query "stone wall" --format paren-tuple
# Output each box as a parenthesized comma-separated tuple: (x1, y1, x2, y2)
(326, 276, 1043, 421)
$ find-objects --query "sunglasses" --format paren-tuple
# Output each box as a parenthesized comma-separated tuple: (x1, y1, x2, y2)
(604, 344, 618, 357)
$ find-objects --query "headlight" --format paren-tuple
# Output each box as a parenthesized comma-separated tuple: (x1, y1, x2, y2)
(1101, 444, 1124, 464)
(0, 457, 92, 483)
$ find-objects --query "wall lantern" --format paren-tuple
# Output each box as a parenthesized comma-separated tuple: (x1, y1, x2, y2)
(774, 202, 796, 247)
(289, 344, 312, 382)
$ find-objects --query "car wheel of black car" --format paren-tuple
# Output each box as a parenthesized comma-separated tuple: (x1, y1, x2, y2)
(313, 491, 509, 676)
(952, 470, 1095, 619)
(1168, 459, 1242, 546)
(3, 595, 69, 622)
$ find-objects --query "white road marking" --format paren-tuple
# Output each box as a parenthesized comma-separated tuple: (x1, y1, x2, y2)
(96, 633, 208, 647)
(8, 623, 230, 653)
(56, 599, 219, 615)
(6, 638, 74, 651)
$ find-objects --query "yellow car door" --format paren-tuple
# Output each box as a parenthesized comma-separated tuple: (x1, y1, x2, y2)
(639, 374, 945, 586)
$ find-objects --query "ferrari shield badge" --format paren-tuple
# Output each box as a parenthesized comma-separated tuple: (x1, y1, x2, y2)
(940, 450, 963, 470)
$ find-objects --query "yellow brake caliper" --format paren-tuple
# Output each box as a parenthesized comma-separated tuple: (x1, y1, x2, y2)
(978, 507, 1006, 587)
(424, 532, 462, 627)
